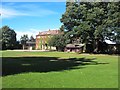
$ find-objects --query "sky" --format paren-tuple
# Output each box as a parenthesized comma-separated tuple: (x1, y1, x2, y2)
(1, 2, 66, 40)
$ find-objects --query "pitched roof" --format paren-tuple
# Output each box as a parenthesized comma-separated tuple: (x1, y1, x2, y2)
(105, 40, 116, 44)
(37, 30, 60, 36)
(66, 44, 84, 48)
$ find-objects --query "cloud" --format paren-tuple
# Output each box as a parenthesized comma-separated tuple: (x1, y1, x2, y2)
(1, 3, 58, 19)
(16, 29, 39, 40)
(0, 8, 28, 18)
(2, 0, 66, 2)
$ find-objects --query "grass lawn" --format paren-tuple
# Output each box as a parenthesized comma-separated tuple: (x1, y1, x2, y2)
(1, 51, 118, 88)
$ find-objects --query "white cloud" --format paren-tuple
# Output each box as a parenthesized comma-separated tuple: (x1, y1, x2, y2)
(16, 29, 39, 40)
(0, 8, 28, 18)
(2, 0, 66, 2)
(1, 3, 58, 19)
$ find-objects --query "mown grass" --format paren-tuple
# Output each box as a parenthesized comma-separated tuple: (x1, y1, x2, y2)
(1, 51, 118, 88)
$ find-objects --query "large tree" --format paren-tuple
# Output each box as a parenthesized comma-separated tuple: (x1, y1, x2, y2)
(0, 26, 17, 50)
(61, 2, 120, 53)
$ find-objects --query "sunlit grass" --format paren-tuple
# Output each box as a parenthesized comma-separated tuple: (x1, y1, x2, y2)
(2, 51, 118, 88)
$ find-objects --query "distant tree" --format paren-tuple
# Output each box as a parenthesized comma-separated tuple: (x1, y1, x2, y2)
(48, 34, 67, 51)
(14, 41, 22, 49)
(29, 36, 35, 42)
(20, 34, 29, 50)
(0, 28, 2, 50)
(0, 26, 17, 50)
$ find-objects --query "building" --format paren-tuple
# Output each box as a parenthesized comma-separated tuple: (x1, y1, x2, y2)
(36, 29, 61, 50)
(26, 41, 36, 50)
(65, 44, 84, 53)
(105, 40, 120, 54)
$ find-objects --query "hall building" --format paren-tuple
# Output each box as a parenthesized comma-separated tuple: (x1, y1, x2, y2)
(36, 29, 61, 50)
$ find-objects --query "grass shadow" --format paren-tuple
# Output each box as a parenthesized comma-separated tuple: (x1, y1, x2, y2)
(2, 56, 109, 76)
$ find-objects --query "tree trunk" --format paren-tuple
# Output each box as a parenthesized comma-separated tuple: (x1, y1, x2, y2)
(94, 40, 99, 53)
(23, 45, 25, 50)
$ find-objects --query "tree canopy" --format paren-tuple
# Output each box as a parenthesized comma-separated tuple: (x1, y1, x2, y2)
(20, 34, 29, 50)
(60, 2, 120, 53)
(48, 34, 67, 51)
(0, 26, 17, 50)
(29, 36, 35, 42)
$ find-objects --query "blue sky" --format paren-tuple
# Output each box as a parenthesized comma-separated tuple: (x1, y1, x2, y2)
(1, 2, 66, 40)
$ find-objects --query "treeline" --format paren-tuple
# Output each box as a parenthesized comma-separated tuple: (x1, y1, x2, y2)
(0, 26, 35, 50)
(0, 26, 19, 50)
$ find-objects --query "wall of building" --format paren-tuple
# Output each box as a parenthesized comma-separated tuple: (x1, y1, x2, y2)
(36, 30, 61, 50)
(36, 35, 56, 50)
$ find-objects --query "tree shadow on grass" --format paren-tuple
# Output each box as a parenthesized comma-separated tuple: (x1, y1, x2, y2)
(2, 56, 109, 76)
